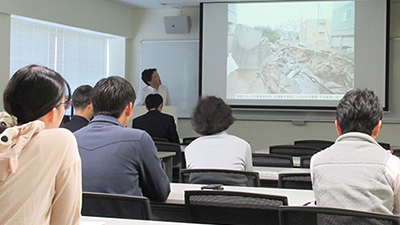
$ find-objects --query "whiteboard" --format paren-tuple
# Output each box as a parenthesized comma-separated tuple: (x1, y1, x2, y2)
(141, 40, 199, 118)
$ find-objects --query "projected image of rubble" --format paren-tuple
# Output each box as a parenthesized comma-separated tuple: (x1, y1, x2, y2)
(227, 2, 355, 100)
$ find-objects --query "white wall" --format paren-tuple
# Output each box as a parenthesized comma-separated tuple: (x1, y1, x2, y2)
(0, 0, 135, 37)
(0, 13, 11, 103)
(127, 7, 200, 90)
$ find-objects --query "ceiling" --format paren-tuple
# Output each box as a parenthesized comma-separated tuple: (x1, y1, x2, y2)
(107, 0, 205, 8)
(109, 0, 400, 9)
(107, 0, 265, 9)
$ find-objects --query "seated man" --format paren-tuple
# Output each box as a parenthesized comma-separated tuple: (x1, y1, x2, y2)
(74, 76, 170, 202)
(134, 68, 171, 106)
(311, 88, 400, 215)
(60, 84, 93, 132)
(132, 93, 179, 143)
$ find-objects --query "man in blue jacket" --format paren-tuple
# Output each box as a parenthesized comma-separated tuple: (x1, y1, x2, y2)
(74, 76, 170, 202)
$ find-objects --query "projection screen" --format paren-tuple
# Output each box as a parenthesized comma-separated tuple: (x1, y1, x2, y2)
(201, 0, 389, 110)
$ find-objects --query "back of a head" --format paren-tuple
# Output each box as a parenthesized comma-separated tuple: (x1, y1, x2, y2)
(72, 85, 93, 110)
(145, 93, 163, 110)
(3, 64, 71, 125)
(141, 68, 157, 85)
(336, 88, 383, 135)
(91, 76, 136, 118)
(191, 96, 234, 135)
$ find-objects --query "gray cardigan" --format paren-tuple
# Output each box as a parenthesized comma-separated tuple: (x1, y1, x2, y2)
(311, 132, 394, 214)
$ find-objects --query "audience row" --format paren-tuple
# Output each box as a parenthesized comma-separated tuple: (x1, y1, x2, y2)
(0, 65, 399, 224)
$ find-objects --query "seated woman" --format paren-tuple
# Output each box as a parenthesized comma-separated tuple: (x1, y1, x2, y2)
(0, 65, 81, 224)
(185, 96, 253, 171)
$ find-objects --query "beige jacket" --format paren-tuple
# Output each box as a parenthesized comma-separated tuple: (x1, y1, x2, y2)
(0, 120, 82, 224)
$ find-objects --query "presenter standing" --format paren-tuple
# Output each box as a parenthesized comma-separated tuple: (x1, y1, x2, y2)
(134, 68, 172, 106)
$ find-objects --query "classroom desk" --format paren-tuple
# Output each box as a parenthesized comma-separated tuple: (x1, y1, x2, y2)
(150, 182, 315, 222)
(80, 216, 205, 225)
(157, 152, 175, 181)
(255, 149, 301, 167)
(254, 166, 310, 187)
(254, 166, 310, 180)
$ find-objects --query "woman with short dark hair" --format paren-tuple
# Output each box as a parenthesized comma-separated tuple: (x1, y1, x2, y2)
(0, 65, 82, 224)
(185, 96, 253, 171)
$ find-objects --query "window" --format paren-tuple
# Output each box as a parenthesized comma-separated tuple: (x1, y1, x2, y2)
(10, 15, 125, 93)
(342, 8, 352, 22)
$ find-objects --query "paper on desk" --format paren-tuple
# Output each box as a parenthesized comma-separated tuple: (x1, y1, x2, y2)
(80, 221, 106, 225)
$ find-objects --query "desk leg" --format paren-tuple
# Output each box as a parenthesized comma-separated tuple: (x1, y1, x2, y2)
(161, 157, 173, 181)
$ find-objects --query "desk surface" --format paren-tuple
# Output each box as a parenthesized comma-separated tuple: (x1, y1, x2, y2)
(80, 216, 203, 225)
(156, 152, 175, 159)
(254, 166, 310, 180)
(254, 150, 302, 167)
(166, 183, 315, 206)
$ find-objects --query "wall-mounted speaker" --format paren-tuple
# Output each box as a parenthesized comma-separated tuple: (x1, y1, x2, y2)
(164, 16, 191, 34)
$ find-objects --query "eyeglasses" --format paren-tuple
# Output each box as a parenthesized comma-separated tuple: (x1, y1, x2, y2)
(57, 100, 72, 110)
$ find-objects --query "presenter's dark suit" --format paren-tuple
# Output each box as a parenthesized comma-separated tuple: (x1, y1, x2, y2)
(60, 115, 90, 133)
(132, 110, 179, 143)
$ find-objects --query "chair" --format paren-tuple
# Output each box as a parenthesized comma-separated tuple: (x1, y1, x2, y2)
(155, 141, 182, 182)
(82, 192, 151, 220)
(252, 153, 294, 167)
(152, 137, 169, 142)
(181, 136, 198, 145)
(379, 142, 391, 150)
(185, 190, 288, 225)
(278, 173, 312, 190)
(180, 169, 261, 187)
(392, 149, 400, 157)
(300, 155, 312, 168)
(269, 145, 321, 157)
(294, 140, 334, 150)
(279, 206, 400, 225)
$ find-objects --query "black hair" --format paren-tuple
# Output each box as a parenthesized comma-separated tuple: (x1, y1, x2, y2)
(336, 88, 383, 135)
(145, 93, 163, 110)
(3, 65, 71, 125)
(72, 85, 93, 110)
(91, 76, 136, 118)
(191, 96, 235, 135)
(141, 68, 157, 86)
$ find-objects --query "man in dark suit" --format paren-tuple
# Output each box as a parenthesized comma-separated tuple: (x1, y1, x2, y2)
(132, 93, 179, 143)
(60, 85, 93, 132)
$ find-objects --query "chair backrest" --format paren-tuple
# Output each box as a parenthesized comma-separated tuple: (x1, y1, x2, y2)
(152, 137, 169, 142)
(155, 141, 182, 169)
(82, 192, 152, 220)
(182, 137, 198, 145)
(278, 173, 312, 190)
(180, 169, 261, 187)
(279, 206, 400, 225)
(379, 142, 391, 150)
(185, 190, 288, 225)
(269, 145, 321, 157)
(252, 153, 294, 167)
(300, 155, 312, 168)
(294, 140, 334, 150)
(392, 149, 400, 157)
